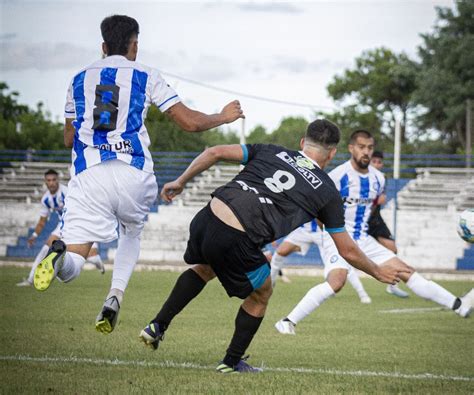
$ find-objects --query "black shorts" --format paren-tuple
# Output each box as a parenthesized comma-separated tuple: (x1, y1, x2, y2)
(368, 210, 394, 240)
(184, 204, 270, 299)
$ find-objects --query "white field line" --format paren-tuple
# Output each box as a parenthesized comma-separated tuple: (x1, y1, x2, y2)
(0, 355, 473, 382)
(379, 307, 445, 314)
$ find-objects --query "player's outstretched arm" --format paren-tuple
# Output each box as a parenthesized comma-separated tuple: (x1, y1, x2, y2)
(330, 231, 410, 284)
(27, 216, 47, 247)
(160, 144, 244, 202)
(166, 101, 244, 132)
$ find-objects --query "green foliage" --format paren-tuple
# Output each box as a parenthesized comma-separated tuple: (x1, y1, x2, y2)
(327, 48, 418, 142)
(0, 83, 64, 150)
(1, 267, 473, 393)
(413, 0, 474, 149)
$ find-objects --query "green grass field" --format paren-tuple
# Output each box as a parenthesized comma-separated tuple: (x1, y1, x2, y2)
(1, 266, 473, 394)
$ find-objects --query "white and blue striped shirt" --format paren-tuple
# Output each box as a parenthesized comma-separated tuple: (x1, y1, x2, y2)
(300, 219, 319, 233)
(329, 161, 385, 240)
(64, 55, 181, 176)
(39, 184, 68, 218)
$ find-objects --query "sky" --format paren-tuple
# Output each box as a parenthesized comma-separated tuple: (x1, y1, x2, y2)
(0, 0, 454, 135)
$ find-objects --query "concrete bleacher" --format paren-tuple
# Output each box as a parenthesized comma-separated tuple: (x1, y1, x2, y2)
(387, 168, 474, 270)
(397, 168, 474, 210)
(1, 150, 472, 270)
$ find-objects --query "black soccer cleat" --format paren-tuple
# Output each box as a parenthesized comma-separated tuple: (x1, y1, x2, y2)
(139, 322, 165, 350)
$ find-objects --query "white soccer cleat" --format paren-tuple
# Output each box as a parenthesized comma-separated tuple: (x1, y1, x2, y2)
(275, 319, 296, 335)
(455, 289, 474, 318)
(386, 284, 409, 298)
(360, 295, 372, 304)
(16, 278, 32, 287)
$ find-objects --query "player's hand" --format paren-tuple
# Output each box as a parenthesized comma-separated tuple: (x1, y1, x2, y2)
(220, 100, 245, 123)
(160, 180, 184, 202)
(27, 235, 36, 248)
(374, 261, 412, 285)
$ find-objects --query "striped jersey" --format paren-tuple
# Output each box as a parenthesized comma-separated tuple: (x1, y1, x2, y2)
(328, 160, 385, 240)
(64, 55, 181, 176)
(300, 219, 319, 233)
(39, 184, 68, 218)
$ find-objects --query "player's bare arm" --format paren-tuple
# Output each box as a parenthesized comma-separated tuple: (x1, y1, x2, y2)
(329, 231, 410, 284)
(27, 216, 47, 247)
(161, 144, 244, 202)
(165, 101, 244, 132)
(64, 118, 75, 148)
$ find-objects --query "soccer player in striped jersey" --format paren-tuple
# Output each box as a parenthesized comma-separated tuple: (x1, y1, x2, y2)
(16, 169, 103, 287)
(270, 219, 372, 304)
(33, 15, 244, 334)
(275, 129, 473, 334)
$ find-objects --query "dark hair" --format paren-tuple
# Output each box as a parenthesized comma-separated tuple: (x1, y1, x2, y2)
(305, 119, 340, 148)
(349, 129, 373, 144)
(101, 15, 139, 56)
(44, 169, 58, 177)
(372, 151, 384, 159)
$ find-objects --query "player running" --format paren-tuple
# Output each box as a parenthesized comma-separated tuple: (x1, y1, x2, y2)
(270, 219, 372, 304)
(139, 120, 409, 373)
(33, 15, 244, 334)
(16, 169, 103, 287)
(275, 130, 473, 335)
(368, 151, 409, 298)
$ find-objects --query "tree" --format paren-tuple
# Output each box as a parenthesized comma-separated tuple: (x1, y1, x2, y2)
(413, 0, 474, 151)
(0, 83, 64, 150)
(327, 48, 418, 142)
(316, 106, 388, 151)
(267, 117, 308, 149)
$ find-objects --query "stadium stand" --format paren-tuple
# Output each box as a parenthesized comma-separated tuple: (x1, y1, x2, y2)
(1, 150, 472, 270)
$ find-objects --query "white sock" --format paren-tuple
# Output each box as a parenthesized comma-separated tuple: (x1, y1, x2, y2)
(57, 252, 85, 283)
(106, 288, 124, 306)
(287, 282, 335, 324)
(27, 244, 50, 283)
(270, 252, 285, 286)
(347, 268, 369, 299)
(87, 254, 102, 266)
(110, 234, 140, 293)
(406, 272, 456, 309)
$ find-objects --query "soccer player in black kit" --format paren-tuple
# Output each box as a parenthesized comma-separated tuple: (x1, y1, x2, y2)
(139, 119, 409, 373)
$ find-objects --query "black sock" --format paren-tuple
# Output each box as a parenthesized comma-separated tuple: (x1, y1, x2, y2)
(452, 297, 462, 310)
(223, 307, 264, 367)
(153, 269, 206, 330)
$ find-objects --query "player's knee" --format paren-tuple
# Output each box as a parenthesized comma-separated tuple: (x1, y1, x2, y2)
(327, 271, 347, 293)
(192, 264, 216, 282)
(252, 278, 273, 306)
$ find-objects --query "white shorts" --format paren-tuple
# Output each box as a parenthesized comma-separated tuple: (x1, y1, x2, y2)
(51, 224, 98, 249)
(60, 160, 158, 244)
(284, 227, 322, 256)
(321, 233, 396, 278)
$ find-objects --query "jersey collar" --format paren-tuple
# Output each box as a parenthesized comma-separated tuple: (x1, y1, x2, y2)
(299, 151, 321, 169)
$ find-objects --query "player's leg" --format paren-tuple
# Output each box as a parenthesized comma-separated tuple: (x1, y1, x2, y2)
(140, 264, 216, 349)
(347, 267, 371, 304)
(86, 242, 105, 274)
(95, 162, 158, 333)
(34, 163, 118, 292)
(389, 258, 473, 317)
(139, 205, 215, 346)
(270, 241, 301, 286)
(376, 235, 409, 297)
(217, 276, 272, 373)
(275, 268, 346, 334)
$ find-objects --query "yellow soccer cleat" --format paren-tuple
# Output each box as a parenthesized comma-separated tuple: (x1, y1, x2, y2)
(95, 296, 120, 334)
(33, 240, 66, 292)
